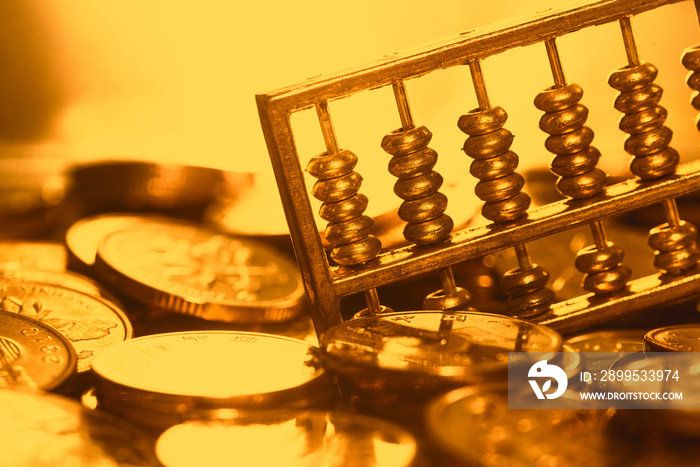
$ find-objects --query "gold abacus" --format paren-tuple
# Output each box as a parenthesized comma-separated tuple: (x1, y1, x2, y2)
(257, 0, 700, 336)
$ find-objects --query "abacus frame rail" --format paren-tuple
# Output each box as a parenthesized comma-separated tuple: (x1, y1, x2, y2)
(257, 0, 699, 335)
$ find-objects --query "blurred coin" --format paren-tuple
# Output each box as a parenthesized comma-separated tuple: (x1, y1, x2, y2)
(94, 220, 305, 324)
(0, 240, 67, 271)
(0, 280, 132, 374)
(425, 384, 612, 467)
(0, 388, 160, 466)
(91, 331, 334, 432)
(0, 310, 76, 391)
(155, 410, 417, 467)
(644, 324, 700, 352)
(320, 311, 561, 414)
(564, 329, 646, 353)
(0, 156, 69, 238)
(68, 160, 228, 217)
(64, 212, 183, 273)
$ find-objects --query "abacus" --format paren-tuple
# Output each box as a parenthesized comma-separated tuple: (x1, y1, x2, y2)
(257, 0, 700, 336)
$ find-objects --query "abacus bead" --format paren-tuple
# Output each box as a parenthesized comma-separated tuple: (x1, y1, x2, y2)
(306, 149, 358, 179)
(500, 265, 549, 296)
(311, 172, 363, 203)
(692, 93, 700, 110)
(619, 106, 667, 135)
(380, 126, 432, 156)
(624, 126, 673, 156)
(648, 221, 698, 251)
(687, 73, 700, 90)
(457, 106, 508, 136)
(534, 83, 583, 112)
(324, 215, 374, 245)
(555, 168, 607, 199)
(613, 84, 663, 113)
(653, 246, 699, 275)
(423, 287, 472, 311)
(462, 129, 514, 160)
(629, 147, 679, 180)
(582, 266, 631, 294)
(475, 172, 525, 203)
(681, 45, 700, 70)
(387, 147, 437, 179)
(550, 147, 601, 177)
(397, 192, 448, 223)
(331, 236, 382, 266)
(319, 194, 369, 222)
(505, 288, 555, 319)
(538, 104, 588, 135)
(574, 244, 625, 274)
(403, 214, 453, 245)
(482, 193, 530, 222)
(608, 63, 658, 92)
(469, 150, 519, 181)
(393, 171, 443, 200)
(544, 127, 595, 155)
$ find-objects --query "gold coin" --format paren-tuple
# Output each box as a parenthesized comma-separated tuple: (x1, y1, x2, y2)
(94, 221, 305, 323)
(0, 388, 160, 466)
(0, 264, 123, 306)
(155, 410, 417, 467)
(0, 280, 132, 374)
(564, 329, 647, 353)
(426, 384, 612, 467)
(91, 331, 333, 430)
(644, 324, 700, 352)
(64, 212, 185, 272)
(0, 241, 67, 271)
(0, 310, 76, 391)
(320, 311, 561, 396)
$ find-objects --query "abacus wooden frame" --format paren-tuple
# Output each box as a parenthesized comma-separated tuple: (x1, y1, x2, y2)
(256, 0, 699, 336)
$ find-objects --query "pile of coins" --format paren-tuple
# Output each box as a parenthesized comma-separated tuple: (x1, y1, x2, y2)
(2, 158, 700, 466)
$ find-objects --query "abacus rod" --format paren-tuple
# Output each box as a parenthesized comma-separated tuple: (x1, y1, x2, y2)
(544, 38, 567, 88)
(590, 220, 608, 249)
(514, 243, 533, 270)
(468, 59, 491, 110)
(663, 198, 681, 227)
(315, 101, 340, 154)
(619, 16, 641, 66)
(364, 288, 382, 315)
(439, 267, 458, 295)
(392, 81, 415, 130)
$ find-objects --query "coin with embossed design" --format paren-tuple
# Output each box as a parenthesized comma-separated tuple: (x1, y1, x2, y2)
(64, 212, 183, 273)
(644, 324, 700, 352)
(93, 221, 305, 323)
(0, 280, 132, 374)
(91, 331, 333, 432)
(0, 310, 76, 391)
(320, 311, 561, 417)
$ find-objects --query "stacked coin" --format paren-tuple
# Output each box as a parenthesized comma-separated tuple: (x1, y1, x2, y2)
(155, 410, 417, 467)
(319, 311, 562, 431)
(0, 241, 134, 394)
(90, 331, 335, 433)
(0, 387, 160, 466)
(563, 329, 647, 353)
